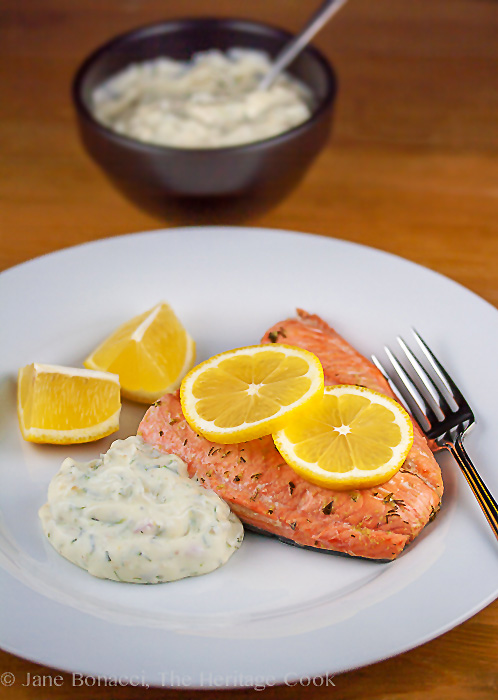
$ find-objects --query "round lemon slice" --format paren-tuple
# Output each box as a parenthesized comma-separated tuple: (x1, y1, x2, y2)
(180, 344, 324, 444)
(273, 385, 414, 490)
(84, 302, 195, 403)
(17, 363, 121, 444)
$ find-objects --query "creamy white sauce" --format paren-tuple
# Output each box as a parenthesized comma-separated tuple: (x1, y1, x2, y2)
(91, 49, 314, 148)
(39, 436, 243, 583)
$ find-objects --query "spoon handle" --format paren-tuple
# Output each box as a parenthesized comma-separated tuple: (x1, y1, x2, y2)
(259, 0, 349, 90)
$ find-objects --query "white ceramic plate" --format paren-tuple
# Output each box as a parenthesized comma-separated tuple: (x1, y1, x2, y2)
(1, 227, 497, 689)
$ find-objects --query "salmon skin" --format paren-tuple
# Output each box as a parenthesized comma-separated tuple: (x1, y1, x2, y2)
(138, 310, 443, 561)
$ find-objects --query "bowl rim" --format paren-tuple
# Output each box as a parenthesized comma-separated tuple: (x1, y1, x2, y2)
(72, 16, 338, 155)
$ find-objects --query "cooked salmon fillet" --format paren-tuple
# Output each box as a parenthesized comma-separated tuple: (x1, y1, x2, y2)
(138, 310, 443, 560)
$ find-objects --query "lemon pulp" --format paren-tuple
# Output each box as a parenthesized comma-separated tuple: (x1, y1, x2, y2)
(17, 363, 121, 444)
(273, 385, 414, 490)
(84, 302, 195, 403)
(180, 344, 324, 443)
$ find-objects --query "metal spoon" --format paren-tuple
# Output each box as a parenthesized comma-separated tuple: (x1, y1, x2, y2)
(259, 0, 349, 90)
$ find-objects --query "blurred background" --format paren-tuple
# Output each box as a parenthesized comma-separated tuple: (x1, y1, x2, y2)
(1, 0, 497, 308)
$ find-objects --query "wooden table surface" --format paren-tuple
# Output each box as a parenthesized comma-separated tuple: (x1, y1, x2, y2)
(1, 0, 497, 698)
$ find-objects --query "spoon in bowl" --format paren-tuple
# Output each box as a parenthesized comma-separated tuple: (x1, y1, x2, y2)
(259, 0, 350, 90)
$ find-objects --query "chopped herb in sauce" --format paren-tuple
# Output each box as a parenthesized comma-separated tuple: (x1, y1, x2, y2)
(39, 436, 243, 584)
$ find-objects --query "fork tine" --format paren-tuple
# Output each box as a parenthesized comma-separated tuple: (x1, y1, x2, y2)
(380, 346, 440, 429)
(396, 335, 449, 419)
(371, 354, 409, 408)
(412, 329, 468, 409)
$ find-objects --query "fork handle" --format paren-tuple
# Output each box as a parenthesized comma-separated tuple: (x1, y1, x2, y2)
(446, 437, 498, 540)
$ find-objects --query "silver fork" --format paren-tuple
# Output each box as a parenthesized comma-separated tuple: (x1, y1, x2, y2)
(372, 330, 498, 540)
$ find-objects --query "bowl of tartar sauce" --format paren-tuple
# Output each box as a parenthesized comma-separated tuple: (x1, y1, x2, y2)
(72, 18, 337, 216)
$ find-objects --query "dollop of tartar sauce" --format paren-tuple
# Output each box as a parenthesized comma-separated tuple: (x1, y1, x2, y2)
(39, 436, 243, 583)
(91, 49, 314, 148)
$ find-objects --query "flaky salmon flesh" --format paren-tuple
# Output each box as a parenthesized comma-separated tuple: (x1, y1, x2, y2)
(138, 310, 443, 560)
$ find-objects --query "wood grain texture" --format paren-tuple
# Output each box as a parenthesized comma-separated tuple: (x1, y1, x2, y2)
(0, 0, 497, 698)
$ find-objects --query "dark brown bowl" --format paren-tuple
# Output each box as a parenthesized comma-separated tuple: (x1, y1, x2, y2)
(72, 17, 338, 220)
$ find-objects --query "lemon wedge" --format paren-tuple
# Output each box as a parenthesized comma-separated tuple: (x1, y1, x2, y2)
(17, 363, 121, 444)
(273, 385, 414, 490)
(84, 302, 195, 403)
(180, 344, 324, 443)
